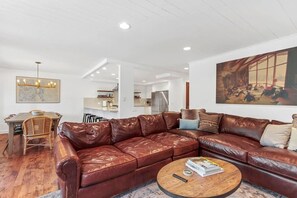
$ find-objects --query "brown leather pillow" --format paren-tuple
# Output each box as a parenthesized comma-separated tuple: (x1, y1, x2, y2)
(181, 108, 206, 120)
(110, 117, 142, 143)
(59, 121, 112, 150)
(138, 114, 167, 136)
(162, 112, 181, 130)
(197, 112, 220, 133)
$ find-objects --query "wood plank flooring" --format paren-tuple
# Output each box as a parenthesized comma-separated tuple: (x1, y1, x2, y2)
(0, 134, 58, 198)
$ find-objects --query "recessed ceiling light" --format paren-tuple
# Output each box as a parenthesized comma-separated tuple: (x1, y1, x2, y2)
(116, 77, 119, 80)
(142, 80, 146, 83)
(96, 70, 100, 74)
(102, 67, 107, 70)
(184, 67, 189, 70)
(119, 22, 131, 30)
(111, 73, 116, 76)
(183, 46, 191, 51)
(90, 74, 94, 77)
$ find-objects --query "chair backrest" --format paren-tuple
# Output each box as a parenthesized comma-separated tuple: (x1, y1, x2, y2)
(23, 116, 53, 136)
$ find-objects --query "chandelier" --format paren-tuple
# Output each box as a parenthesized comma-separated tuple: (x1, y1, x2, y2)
(16, 62, 56, 88)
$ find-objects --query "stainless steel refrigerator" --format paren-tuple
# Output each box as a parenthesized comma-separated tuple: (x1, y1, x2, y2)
(151, 90, 169, 114)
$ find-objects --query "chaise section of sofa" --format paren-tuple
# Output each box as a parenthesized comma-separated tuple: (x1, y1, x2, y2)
(54, 113, 200, 198)
(198, 113, 297, 197)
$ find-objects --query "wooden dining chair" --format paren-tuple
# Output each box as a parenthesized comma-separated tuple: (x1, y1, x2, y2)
(2, 114, 23, 155)
(22, 116, 53, 155)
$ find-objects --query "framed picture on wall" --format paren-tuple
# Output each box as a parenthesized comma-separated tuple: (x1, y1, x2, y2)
(16, 76, 60, 103)
(216, 46, 297, 105)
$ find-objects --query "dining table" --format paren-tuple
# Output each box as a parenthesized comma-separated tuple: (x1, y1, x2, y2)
(4, 112, 62, 157)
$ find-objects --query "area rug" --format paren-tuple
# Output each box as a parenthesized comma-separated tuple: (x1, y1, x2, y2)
(40, 180, 286, 198)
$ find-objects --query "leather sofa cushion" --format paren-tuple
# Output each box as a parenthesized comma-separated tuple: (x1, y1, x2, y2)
(110, 117, 142, 143)
(147, 132, 198, 156)
(169, 129, 213, 140)
(59, 121, 111, 150)
(181, 108, 206, 120)
(138, 114, 168, 136)
(220, 114, 270, 141)
(77, 145, 137, 187)
(199, 134, 261, 162)
(162, 112, 181, 130)
(248, 147, 297, 181)
(115, 137, 173, 168)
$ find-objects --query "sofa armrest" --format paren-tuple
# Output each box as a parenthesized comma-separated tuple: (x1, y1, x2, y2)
(54, 135, 81, 198)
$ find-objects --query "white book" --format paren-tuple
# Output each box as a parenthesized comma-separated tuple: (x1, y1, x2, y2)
(187, 158, 221, 173)
(185, 163, 224, 177)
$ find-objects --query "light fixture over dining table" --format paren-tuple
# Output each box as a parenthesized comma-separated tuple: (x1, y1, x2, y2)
(16, 61, 56, 88)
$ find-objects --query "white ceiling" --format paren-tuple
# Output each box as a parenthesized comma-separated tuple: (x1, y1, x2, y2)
(1, 0, 297, 80)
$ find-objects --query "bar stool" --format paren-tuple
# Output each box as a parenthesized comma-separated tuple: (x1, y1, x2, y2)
(87, 115, 96, 123)
(83, 113, 91, 123)
(94, 116, 103, 122)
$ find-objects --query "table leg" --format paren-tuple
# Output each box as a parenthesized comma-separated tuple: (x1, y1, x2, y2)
(53, 120, 58, 137)
(7, 123, 14, 157)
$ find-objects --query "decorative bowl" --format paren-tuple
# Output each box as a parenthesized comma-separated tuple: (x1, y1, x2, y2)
(31, 110, 44, 116)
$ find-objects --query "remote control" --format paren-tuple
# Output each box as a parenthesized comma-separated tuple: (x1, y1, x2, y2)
(172, 173, 188, 183)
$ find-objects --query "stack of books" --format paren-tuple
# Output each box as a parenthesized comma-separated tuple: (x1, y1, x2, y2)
(185, 157, 224, 177)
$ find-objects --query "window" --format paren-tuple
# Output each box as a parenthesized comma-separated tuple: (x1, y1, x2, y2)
(248, 51, 288, 88)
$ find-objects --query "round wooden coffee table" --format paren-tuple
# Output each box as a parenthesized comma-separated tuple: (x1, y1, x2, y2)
(157, 157, 242, 198)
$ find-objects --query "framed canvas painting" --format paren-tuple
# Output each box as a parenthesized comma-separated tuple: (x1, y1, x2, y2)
(216, 47, 297, 105)
(16, 76, 60, 103)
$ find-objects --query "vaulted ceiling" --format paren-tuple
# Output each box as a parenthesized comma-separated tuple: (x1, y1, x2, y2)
(1, 0, 297, 77)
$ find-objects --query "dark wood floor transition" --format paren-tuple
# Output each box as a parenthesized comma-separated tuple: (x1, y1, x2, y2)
(0, 134, 58, 198)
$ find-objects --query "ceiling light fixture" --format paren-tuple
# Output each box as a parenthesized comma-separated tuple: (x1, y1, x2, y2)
(96, 71, 100, 74)
(119, 22, 131, 30)
(16, 62, 56, 88)
(111, 73, 116, 76)
(142, 80, 146, 83)
(184, 67, 189, 70)
(102, 67, 107, 70)
(90, 74, 94, 77)
(183, 46, 191, 51)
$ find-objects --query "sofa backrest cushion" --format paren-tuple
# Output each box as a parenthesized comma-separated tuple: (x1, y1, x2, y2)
(220, 114, 270, 141)
(138, 114, 167, 136)
(58, 121, 112, 150)
(110, 117, 142, 143)
(270, 120, 290, 125)
(181, 108, 206, 120)
(162, 111, 181, 130)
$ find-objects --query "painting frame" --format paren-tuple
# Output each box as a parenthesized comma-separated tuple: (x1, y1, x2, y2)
(216, 46, 297, 106)
(16, 76, 61, 103)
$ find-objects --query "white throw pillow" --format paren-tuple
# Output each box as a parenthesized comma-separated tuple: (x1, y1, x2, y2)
(288, 127, 297, 151)
(260, 124, 292, 149)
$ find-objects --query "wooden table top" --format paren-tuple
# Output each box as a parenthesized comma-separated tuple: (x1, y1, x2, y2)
(5, 112, 61, 123)
(157, 157, 242, 198)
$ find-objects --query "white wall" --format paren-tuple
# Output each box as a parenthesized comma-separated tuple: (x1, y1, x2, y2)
(0, 68, 111, 132)
(189, 34, 297, 122)
(168, 78, 186, 112)
(118, 65, 134, 118)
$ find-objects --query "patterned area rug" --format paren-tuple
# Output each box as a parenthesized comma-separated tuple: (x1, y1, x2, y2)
(40, 180, 286, 198)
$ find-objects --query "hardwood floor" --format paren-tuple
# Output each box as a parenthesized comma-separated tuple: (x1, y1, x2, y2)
(0, 134, 58, 198)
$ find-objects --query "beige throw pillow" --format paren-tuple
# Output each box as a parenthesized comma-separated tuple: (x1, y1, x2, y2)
(288, 127, 297, 151)
(260, 124, 292, 149)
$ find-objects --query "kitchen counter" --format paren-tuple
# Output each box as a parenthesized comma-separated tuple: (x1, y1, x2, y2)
(84, 106, 118, 112)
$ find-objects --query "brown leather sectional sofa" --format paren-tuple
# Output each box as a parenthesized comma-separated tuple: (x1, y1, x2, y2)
(54, 111, 297, 198)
